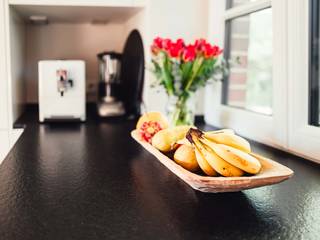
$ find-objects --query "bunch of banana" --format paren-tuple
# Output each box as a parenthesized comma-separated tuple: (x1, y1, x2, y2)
(186, 128, 261, 177)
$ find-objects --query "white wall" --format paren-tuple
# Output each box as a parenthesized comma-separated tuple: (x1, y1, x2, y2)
(1, 4, 26, 163)
(25, 22, 126, 102)
(123, 6, 146, 40)
(144, 0, 209, 115)
(0, 0, 10, 163)
(0, 0, 9, 130)
(204, 0, 225, 123)
(8, 7, 26, 123)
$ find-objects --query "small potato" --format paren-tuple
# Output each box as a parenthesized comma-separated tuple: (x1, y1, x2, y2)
(174, 145, 199, 172)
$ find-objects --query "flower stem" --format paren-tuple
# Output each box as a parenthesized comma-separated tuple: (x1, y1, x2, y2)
(184, 57, 204, 92)
(171, 95, 189, 126)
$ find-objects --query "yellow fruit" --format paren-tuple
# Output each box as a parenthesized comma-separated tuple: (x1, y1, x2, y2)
(204, 132, 251, 153)
(172, 125, 191, 136)
(151, 130, 172, 152)
(203, 139, 261, 174)
(206, 129, 235, 135)
(152, 126, 191, 152)
(136, 111, 169, 130)
(197, 139, 244, 177)
(186, 128, 217, 176)
(176, 138, 193, 147)
(174, 145, 199, 172)
(193, 139, 218, 176)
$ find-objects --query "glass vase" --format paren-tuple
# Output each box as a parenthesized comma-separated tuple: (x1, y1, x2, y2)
(166, 95, 195, 126)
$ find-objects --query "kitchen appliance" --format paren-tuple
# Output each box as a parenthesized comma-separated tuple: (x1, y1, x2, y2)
(96, 30, 144, 118)
(38, 60, 86, 122)
(119, 29, 144, 117)
(97, 51, 125, 117)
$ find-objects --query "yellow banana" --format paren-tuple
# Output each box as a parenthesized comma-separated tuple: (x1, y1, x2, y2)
(192, 137, 217, 176)
(202, 138, 261, 174)
(172, 125, 192, 137)
(176, 138, 192, 147)
(199, 141, 244, 177)
(205, 129, 235, 135)
(187, 129, 244, 177)
(204, 132, 251, 153)
(152, 125, 191, 152)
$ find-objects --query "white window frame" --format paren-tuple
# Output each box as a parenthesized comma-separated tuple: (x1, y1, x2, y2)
(287, 0, 320, 163)
(205, 0, 288, 149)
(206, 0, 320, 163)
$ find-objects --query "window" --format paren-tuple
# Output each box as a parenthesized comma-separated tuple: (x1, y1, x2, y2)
(206, 0, 287, 150)
(310, 0, 320, 126)
(223, 8, 272, 115)
(207, 0, 320, 161)
(285, 0, 320, 162)
(227, 0, 258, 8)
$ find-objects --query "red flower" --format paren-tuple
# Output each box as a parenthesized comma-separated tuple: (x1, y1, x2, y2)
(176, 38, 185, 47)
(151, 37, 163, 55)
(168, 45, 181, 58)
(203, 43, 214, 58)
(153, 37, 163, 48)
(151, 37, 222, 59)
(168, 39, 185, 58)
(162, 38, 172, 51)
(183, 44, 196, 62)
(194, 38, 207, 52)
(211, 45, 223, 57)
(151, 45, 160, 55)
(202, 43, 223, 58)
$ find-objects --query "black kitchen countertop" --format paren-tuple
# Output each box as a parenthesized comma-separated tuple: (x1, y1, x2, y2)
(0, 107, 320, 240)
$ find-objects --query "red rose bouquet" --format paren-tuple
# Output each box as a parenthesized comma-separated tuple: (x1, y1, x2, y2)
(151, 37, 224, 126)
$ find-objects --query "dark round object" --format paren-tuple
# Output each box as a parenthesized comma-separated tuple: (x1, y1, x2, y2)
(119, 29, 144, 117)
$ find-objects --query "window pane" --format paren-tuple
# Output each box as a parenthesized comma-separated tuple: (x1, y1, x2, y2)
(310, 0, 320, 126)
(227, 0, 257, 9)
(223, 8, 273, 115)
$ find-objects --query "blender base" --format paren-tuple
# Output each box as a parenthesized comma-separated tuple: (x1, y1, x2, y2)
(97, 101, 125, 117)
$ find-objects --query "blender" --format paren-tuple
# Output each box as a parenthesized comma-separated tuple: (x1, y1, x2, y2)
(97, 51, 125, 117)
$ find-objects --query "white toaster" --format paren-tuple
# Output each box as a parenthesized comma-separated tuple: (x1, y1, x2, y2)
(38, 60, 86, 122)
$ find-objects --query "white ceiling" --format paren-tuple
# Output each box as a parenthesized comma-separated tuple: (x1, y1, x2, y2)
(12, 5, 143, 24)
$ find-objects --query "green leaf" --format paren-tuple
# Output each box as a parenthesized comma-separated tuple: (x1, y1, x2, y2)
(181, 62, 193, 87)
(184, 57, 204, 92)
(187, 58, 219, 92)
(161, 54, 174, 95)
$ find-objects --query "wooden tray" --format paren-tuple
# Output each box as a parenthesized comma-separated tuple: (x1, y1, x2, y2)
(131, 130, 294, 193)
